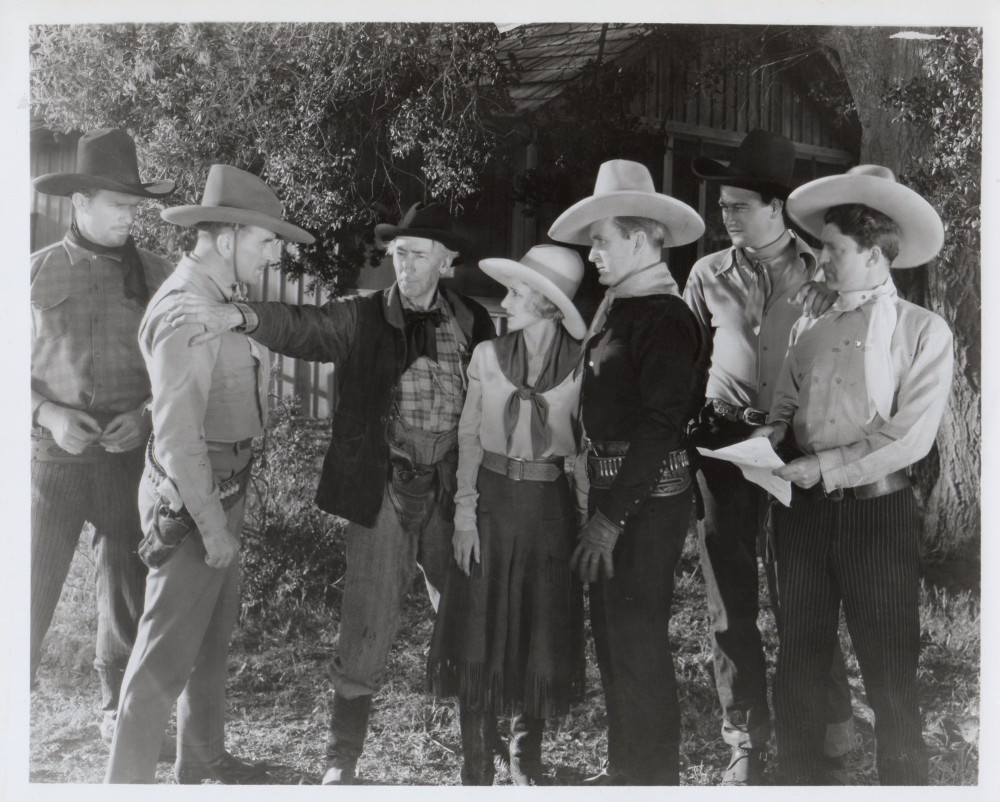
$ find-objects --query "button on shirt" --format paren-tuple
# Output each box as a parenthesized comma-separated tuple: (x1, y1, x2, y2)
(768, 297, 953, 492)
(140, 257, 269, 538)
(31, 236, 173, 419)
(684, 231, 818, 412)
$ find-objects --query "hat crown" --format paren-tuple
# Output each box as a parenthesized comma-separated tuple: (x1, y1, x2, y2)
(846, 164, 897, 182)
(200, 165, 284, 221)
(728, 129, 796, 181)
(593, 160, 657, 196)
(518, 245, 584, 300)
(396, 202, 454, 235)
(75, 128, 144, 186)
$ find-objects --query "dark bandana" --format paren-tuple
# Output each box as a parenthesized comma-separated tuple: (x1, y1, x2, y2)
(494, 326, 579, 457)
(69, 220, 150, 306)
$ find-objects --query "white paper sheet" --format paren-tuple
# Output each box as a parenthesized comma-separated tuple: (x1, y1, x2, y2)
(696, 438, 792, 507)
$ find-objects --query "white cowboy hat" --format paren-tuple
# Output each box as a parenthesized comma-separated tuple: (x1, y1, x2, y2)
(786, 164, 944, 268)
(479, 245, 587, 339)
(162, 164, 314, 244)
(547, 159, 704, 248)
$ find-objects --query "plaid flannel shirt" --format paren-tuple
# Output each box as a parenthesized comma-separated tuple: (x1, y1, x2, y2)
(31, 236, 173, 422)
(394, 294, 465, 433)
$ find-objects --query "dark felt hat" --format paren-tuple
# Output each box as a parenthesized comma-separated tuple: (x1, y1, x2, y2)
(691, 129, 797, 199)
(374, 202, 469, 256)
(161, 164, 314, 244)
(33, 128, 175, 198)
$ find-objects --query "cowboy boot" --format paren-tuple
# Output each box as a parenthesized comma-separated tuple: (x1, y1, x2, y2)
(509, 713, 545, 785)
(458, 703, 496, 786)
(322, 693, 372, 785)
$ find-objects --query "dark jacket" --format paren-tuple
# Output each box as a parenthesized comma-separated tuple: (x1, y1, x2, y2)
(247, 284, 495, 527)
(582, 294, 703, 527)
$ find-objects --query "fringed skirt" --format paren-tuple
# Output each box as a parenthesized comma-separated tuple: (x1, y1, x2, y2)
(427, 466, 585, 719)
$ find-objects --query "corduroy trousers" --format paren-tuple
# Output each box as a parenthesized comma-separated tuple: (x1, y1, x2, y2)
(773, 487, 927, 785)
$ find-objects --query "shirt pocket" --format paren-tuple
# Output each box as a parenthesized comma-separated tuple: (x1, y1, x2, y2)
(30, 285, 72, 340)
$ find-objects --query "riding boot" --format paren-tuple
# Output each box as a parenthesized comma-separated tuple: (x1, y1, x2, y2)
(459, 703, 496, 786)
(509, 713, 545, 785)
(322, 693, 372, 785)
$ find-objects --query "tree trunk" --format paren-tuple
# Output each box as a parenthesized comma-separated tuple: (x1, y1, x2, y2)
(820, 27, 981, 564)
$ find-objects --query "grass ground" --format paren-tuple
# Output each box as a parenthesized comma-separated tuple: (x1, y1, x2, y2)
(28, 523, 979, 786)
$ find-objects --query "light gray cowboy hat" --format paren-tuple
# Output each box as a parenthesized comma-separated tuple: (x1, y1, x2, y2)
(33, 128, 175, 198)
(548, 159, 704, 247)
(161, 164, 315, 244)
(479, 245, 587, 339)
(786, 165, 944, 268)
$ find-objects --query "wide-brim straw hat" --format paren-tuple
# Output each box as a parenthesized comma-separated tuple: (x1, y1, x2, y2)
(786, 164, 944, 268)
(547, 159, 704, 247)
(479, 245, 586, 339)
(374, 201, 470, 257)
(33, 128, 175, 198)
(691, 128, 797, 200)
(161, 164, 314, 244)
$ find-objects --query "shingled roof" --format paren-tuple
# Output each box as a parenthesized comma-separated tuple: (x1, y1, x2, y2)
(500, 23, 646, 112)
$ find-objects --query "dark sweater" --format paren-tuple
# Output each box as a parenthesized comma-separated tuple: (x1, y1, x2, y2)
(582, 294, 703, 527)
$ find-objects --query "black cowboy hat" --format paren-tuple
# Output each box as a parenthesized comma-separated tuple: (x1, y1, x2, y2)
(691, 129, 797, 200)
(33, 128, 175, 198)
(374, 202, 470, 257)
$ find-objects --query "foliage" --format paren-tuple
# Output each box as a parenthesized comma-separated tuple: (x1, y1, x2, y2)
(30, 22, 514, 292)
(241, 397, 345, 630)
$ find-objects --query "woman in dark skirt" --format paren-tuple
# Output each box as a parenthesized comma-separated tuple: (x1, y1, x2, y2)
(427, 245, 589, 785)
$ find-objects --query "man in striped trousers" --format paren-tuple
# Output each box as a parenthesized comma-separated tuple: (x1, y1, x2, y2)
(753, 165, 953, 784)
(30, 129, 174, 743)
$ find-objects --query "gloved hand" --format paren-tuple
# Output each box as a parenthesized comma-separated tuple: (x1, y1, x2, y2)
(570, 510, 621, 584)
(453, 526, 481, 577)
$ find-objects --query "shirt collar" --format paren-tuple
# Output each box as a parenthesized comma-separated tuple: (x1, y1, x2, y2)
(62, 234, 123, 265)
(713, 230, 817, 277)
(175, 255, 232, 302)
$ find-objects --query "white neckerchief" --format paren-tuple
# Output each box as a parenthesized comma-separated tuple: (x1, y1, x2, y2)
(830, 277, 898, 423)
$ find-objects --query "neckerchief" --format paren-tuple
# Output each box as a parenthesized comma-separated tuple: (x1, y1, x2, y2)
(576, 261, 681, 377)
(740, 230, 792, 335)
(830, 277, 899, 423)
(403, 305, 446, 369)
(69, 220, 150, 306)
(494, 326, 580, 457)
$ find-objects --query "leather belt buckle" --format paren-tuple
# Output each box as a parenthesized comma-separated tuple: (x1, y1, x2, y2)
(741, 407, 768, 427)
(507, 457, 525, 482)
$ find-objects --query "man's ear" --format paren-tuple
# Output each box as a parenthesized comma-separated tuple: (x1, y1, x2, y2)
(631, 229, 648, 254)
(771, 199, 785, 219)
(867, 245, 884, 268)
(215, 230, 234, 257)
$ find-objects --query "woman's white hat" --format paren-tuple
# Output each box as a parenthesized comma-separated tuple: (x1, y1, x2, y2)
(786, 164, 944, 268)
(547, 159, 704, 248)
(479, 245, 587, 339)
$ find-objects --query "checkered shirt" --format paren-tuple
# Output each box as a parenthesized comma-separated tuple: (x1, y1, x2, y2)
(394, 295, 466, 433)
(31, 236, 173, 420)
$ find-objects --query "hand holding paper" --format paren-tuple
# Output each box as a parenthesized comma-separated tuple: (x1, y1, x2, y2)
(696, 438, 793, 506)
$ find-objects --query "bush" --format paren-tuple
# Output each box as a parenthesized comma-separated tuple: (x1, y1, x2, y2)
(240, 398, 346, 631)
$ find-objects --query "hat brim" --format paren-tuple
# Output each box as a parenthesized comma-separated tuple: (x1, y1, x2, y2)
(547, 192, 704, 248)
(161, 205, 315, 244)
(786, 175, 944, 268)
(479, 257, 586, 340)
(32, 173, 176, 198)
(373, 223, 469, 256)
(690, 156, 791, 199)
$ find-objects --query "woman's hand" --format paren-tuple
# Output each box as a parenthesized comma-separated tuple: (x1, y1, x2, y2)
(452, 526, 481, 577)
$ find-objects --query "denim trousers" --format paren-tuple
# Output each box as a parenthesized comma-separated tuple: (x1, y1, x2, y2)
(328, 476, 453, 699)
(588, 487, 691, 785)
(31, 443, 147, 712)
(106, 447, 249, 784)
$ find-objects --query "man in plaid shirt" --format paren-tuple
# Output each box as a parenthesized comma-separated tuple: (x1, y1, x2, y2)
(30, 129, 175, 745)
(162, 202, 495, 784)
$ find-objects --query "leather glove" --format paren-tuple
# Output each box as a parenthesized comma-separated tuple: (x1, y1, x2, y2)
(570, 510, 621, 584)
